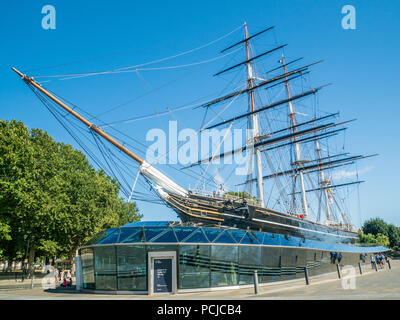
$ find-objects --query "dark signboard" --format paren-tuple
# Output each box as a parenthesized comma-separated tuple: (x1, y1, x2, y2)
(153, 258, 172, 293)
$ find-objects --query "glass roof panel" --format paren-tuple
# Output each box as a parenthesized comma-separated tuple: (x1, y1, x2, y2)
(253, 231, 265, 244)
(173, 227, 197, 242)
(240, 231, 259, 244)
(123, 221, 173, 228)
(152, 228, 178, 243)
(96, 228, 119, 245)
(119, 227, 145, 243)
(183, 229, 208, 243)
(202, 228, 224, 242)
(213, 230, 236, 244)
(144, 227, 166, 242)
(117, 227, 137, 243)
(85, 230, 109, 246)
(84, 221, 390, 254)
(228, 230, 246, 243)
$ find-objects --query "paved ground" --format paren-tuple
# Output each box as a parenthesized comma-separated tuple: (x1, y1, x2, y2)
(0, 261, 398, 300)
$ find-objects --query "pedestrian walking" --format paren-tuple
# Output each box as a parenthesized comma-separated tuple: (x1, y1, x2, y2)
(370, 255, 375, 269)
(375, 254, 382, 269)
(380, 254, 385, 268)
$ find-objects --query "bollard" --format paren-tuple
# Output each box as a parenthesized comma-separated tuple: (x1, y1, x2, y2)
(336, 264, 341, 279)
(387, 260, 391, 270)
(253, 270, 259, 295)
(30, 275, 34, 289)
(304, 267, 310, 285)
(358, 262, 363, 275)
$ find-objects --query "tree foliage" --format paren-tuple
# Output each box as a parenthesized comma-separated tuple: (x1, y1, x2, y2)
(358, 231, 390, 247)
(223, 191, 258, 203)
(0, 120, 141, 266)
(360, 217, 400, 249)
(362, 218, 389, 236)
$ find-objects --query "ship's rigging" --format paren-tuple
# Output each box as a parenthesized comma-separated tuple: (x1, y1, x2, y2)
(12, 23, 376, 231)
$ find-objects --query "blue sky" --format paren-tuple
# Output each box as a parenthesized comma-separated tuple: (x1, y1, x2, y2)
(1, 0, 399, 227)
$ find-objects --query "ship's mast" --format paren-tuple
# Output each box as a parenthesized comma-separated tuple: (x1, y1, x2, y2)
(281, 55, 309, 217)
(314, 138, 332, 221)
(244, 22, 265, 207)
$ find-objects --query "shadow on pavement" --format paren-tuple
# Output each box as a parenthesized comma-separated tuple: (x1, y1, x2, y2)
(44, 285, 79, 295)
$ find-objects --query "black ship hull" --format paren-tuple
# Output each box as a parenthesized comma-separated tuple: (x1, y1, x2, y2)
(163, 193, 358, 244)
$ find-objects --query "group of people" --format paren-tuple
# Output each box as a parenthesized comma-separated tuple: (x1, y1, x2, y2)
(370, 253, 389, 269)
(54, 268, 73, 287)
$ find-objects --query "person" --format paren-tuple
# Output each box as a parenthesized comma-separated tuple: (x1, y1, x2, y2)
(375, 254, 381, 268)
(381, 254, 385, 268)
(331, 252, 337, 264)
(62, 278, 69, 287)
(370, 255, 375, 269)
(21, 264, 26, 282)
(385, 255, 391, 268)
(60, 268, 65, 282)
(337, 253, 342, 264)
(361, 253, 366, 263)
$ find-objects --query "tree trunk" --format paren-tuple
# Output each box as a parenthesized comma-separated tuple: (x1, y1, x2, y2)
(28, 245, 35, 278)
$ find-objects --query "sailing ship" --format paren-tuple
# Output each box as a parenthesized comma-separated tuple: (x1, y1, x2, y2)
(12, 23, 376, 245)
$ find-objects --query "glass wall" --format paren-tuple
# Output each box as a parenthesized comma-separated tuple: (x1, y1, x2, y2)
(260, 247, 281, 283)
(280, 248, 297, 281)
(94, 246, 117, 290)
(210, 245, 238, 287)
(82, 241, 366, 292)
(117, 245, 146, 291)
(238, 246, 261, 285)
(178, 245, 210, 289)
(295, 249, 307, 279)
(81, 248, 95, 289)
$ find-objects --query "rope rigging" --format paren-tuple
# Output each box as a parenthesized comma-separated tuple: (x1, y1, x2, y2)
(13, 22, 370, 230)
(27, 83, 164, 205)
(31, 24, 244, 81)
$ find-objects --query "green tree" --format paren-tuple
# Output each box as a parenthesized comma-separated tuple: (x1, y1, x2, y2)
(362, 218, 389, 237)
(361, 217, 400, 249)
(387, 224, 400, 248)
(375, 233, 390, 247)
(0, 120, 141, 275)
(358, 231, 377, 245)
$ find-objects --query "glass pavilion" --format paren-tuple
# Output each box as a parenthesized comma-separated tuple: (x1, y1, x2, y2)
(78, 221, 387, 293)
